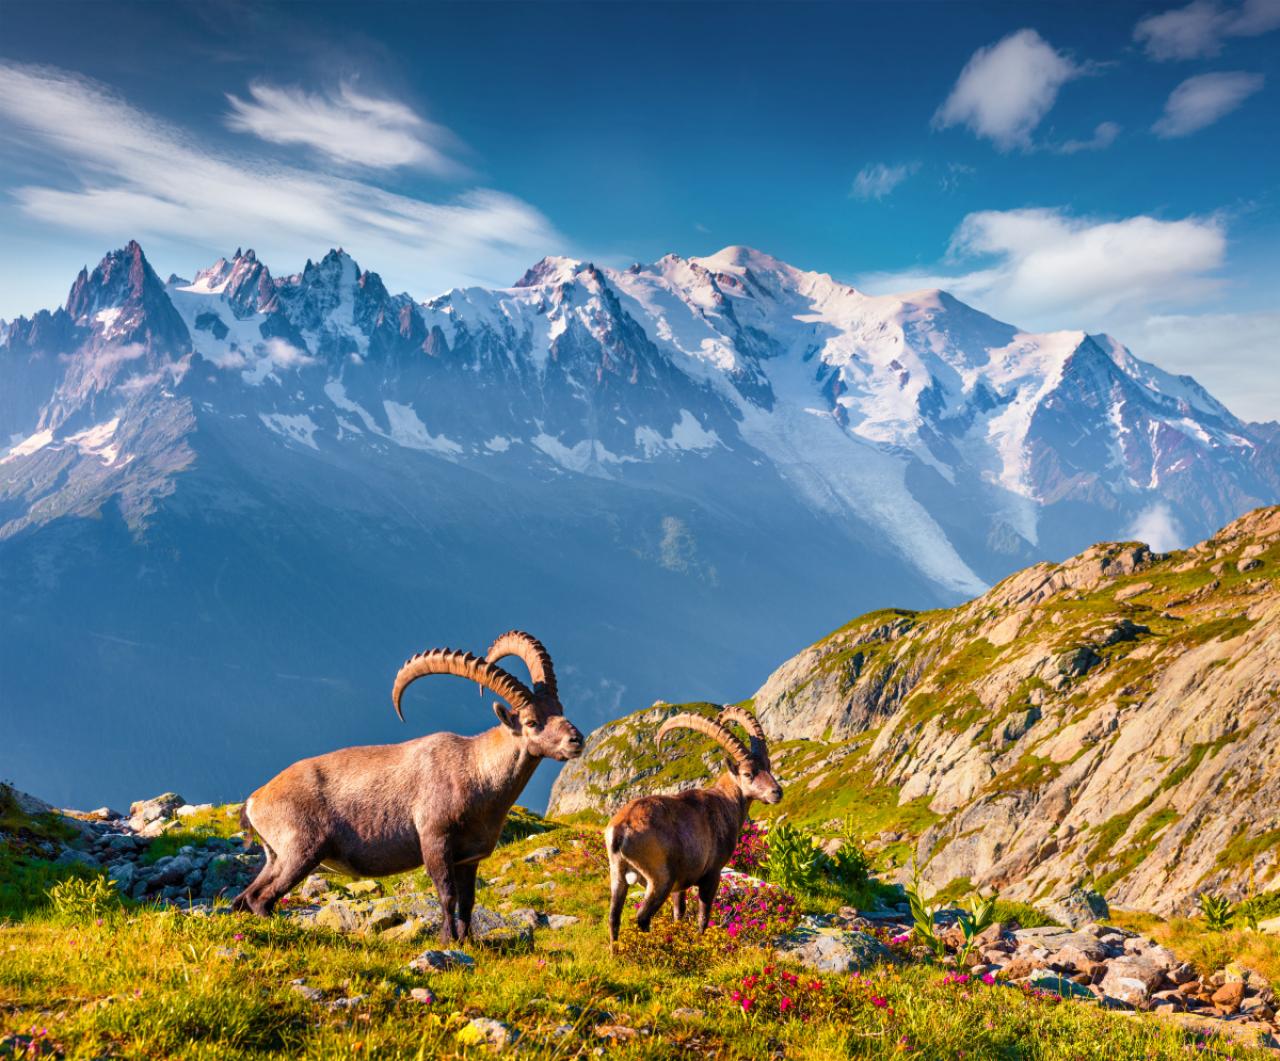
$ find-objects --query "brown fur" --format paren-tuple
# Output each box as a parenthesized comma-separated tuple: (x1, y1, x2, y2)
(232, 635, 582, 942)
(604, 713, 781, 943)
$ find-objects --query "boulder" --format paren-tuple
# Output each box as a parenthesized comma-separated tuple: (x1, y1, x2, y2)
(1100, 956, 1166, 1007)
(1041, 888, 1109, 929)
(776, 923, 892, 973)
(128, 793, 184, 830)
(457, 1017, 516, 1050)
(1212, 981, 1244, 1013)
(410, 949, 476, 974)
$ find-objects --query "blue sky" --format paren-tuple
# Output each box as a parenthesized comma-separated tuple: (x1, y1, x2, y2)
(0, 0, 1276, 417)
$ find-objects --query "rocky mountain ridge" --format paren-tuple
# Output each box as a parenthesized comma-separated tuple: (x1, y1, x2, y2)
(2, 239, 1278, 814)
(550, 506, 1280, 916)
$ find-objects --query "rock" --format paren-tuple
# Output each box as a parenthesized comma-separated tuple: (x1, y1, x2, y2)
(522, 845, 560, 863)
(1115, 582, 1152, 601)
(344, 879, 382, 897)
(1046, 932, 1108, 971)
(507, 908, 541, 929)
(1000, 957, 1039, 980)
(1169, 962, 1198, 985)
(1042, 888, 1109, 929)
(409, 987, 436, 1004)
(296, 874, 330, 900)
(595, 1025, 638, 1042)
(365, 909, 405, 934)
(775, 925, 892, 973)
(291, 982, 326, 1003)
(54, 848, 100, 869)
(314, 901, 368, 934)
(213, 946, 247, 962)
(671, 1007, 703, 1020)
(107, 861, 136, 893)
(1240, 558, 1263, 573)
(1212, 981, 1245, 1013)
(85, 807, 122, 821)
(546, 914, 580, 929)
(1028, 972, 1095, 1000)
(1101, 957, 1167, 1007)
(128, 793, 184, 830)
(327, 995, 366, 1011)
(148, 855, 195, 888)
(409, 949, 475, 974)
(457, 1017, 516, 1050)
(1150, 990, 1186, 1012)
(176, 803, 214, 818)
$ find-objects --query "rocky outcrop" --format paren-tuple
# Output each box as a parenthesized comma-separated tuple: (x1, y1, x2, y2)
(551, 507, 1280, 916)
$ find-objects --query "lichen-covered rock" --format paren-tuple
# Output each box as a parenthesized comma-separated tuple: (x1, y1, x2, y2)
(1042, 888, 1110, 929)
(775, 921, 892, 972)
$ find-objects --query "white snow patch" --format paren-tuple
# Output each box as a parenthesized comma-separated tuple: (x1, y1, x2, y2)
(66, 418, 123, 466)
(532, 433, 624, 473)
(325, 380, 384, 436)
(93, 307, 123, 335)
(383, 401, 462, 456)
(259, 413, 320, 450)
(635, 410, 721, 458)
(1, 428, 54, 464)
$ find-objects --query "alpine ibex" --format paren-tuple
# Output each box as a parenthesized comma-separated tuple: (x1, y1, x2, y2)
(232, 631, 583, 941)
(604, 705, 781, 942)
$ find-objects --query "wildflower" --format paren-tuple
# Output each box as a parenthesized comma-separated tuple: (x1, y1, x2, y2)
(233, 933, 245, 941)
(780, 996, 793, 1013)
(981, 973, 995, 986)
(871, 995, 889, 1008)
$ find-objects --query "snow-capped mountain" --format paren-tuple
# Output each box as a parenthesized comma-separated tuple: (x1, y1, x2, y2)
(2, 240, 1276, 810)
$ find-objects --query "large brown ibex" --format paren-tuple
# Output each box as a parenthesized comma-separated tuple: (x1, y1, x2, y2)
(232, 631, 583, 941)
(604, 705, 781, 943)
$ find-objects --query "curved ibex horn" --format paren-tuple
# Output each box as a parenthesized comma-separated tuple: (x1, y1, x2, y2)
(656, 712, 752, 770)
(392, 648, 538, 722)
(718, 704, 770, 766)
(485, 630, 558, 700)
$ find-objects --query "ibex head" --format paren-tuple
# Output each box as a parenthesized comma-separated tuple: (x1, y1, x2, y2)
(391, 630, 584, 762)
(656, 706, 782, 804)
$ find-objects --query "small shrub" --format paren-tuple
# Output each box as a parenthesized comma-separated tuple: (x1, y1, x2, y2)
(721, 964, 850, 1022)
(46, 875, 119, 919)
(613, 914, 736, 973)
(708, 874, 800, 943)
(728, 819, 768, 874)
(1198, 891, 1234, 932)
(763, 821, 820, 893)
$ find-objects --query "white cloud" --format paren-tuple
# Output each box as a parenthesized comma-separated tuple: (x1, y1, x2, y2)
(933, 29, 1083, 150)
(1126, 309, 1280, 422)
(1134, 0, 1280, 60)
(1127, 502, 1187, 551)
(1152, 71, 1265, 136)
(0, 63, 564, 302)
(1053, 120, 1122, 154)
(225, 82, 463, 173)
(861, 207, 1226, 324)
(849, 162, 919, 201)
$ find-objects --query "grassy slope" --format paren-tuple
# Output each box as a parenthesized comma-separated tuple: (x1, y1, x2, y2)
(1, 811, 1275, 1059)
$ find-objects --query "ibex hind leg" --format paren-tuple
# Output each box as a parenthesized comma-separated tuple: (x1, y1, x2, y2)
(608, 858, 631, 943)
(249, 851, 320, 915)
(695, 871, 721, 932)
(635, 872, 673, 934)
(231, 845, 278, 914)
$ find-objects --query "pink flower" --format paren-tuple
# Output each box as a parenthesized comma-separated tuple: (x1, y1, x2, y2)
(981, 973, 996, 986)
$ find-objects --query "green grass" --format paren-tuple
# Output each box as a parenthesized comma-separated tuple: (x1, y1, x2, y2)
(2, 825, 1274, 1059)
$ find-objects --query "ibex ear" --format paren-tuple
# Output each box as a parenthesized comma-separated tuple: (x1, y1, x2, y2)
(493, 702, 522, 732)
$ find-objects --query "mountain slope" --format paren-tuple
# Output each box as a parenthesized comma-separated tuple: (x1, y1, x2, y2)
(549, 506, 1280, 916)
(1, 240, 1277, 814)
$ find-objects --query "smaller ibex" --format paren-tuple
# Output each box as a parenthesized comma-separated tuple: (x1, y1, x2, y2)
(233, 631, 582, 942)
(604, 705, 781, 942)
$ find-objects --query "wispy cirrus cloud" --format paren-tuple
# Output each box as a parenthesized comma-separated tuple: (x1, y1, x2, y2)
(1053, 120, 1122, 154)
(1134, 0, 1280, 60)
(849, 161, 919, 201)
(1152, 71, 1265, 136)
(933, 29, 1087, 151)
(0, 62, 563, 299)
(225, 81, 465, 174)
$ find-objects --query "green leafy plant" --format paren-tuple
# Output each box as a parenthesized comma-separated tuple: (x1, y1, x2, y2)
(1198, 891, 1235, 932)
(763, 821, 820, 893)
(828, 816, 872, 889)
(954, 890, 1000, 964)
(904, 862, 947, 958)
(46, 874, 119, 919)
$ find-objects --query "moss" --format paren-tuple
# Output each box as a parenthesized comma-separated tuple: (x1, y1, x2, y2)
(1214, 825, 1280, 870)
(987, 754, 1061, 794)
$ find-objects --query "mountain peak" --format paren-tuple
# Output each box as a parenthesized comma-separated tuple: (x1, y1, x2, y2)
(513, 255, 585, 288)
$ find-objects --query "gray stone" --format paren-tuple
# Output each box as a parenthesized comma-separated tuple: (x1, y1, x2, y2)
(409, 949, 476, 974)
(148, 855, 195, 887)
(458, 1017, 516, 1050)
(54, 848, 100, 869)
(1101, 956, 1166, 1007)
(522, 846, 560, 863)
(1028, 972, 1095, 1000)
(291, 982, 326, 1003)
(1042, 888, 1110, 929)
(107, 860, 136, 893)
(775, 925, 892, 973)
(128, 793, 184, 829)
(546, 914, 580, 929)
